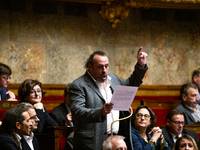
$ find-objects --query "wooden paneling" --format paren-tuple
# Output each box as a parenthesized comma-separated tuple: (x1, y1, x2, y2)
(143, 100, 180, 109)
(7, 84, 182, 97)
(0, 101, 63, 111)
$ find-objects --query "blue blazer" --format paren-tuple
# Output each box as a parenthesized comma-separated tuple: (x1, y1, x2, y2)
(131, 127, 171, 150)
(0, 88, 8, 101)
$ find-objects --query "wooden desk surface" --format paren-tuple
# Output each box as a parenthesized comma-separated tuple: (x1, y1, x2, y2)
(0, 101, 63, 110)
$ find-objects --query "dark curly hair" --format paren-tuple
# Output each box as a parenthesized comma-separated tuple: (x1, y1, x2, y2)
(18, 79, 42, 102)
(131, 105, 157, 128)
(84, 51, 108, 69)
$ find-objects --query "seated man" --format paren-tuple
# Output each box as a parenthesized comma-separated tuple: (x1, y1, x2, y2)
(192, 68, 200, 101)
(162, 109, 199, 149)
(0, 62, 16, 101)
(175, 83, 200, 124)
(0, 105, 33, 149)
(103, 135, 127, 150)
(15, 102, 40, 150)
(49, 83, 74, 150)
(49, 83, 73, 126)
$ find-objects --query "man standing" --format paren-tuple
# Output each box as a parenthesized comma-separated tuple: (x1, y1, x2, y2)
(69, 48, 148, 150)
(0, 106, 33, 149)
(162, 109, 199, 149)
(175, 83, 200, 124)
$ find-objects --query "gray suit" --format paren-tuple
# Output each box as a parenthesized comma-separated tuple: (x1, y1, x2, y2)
(162, 126, 199, 149)
(175, 102, 200, 125)
(69, 63, 147, 150)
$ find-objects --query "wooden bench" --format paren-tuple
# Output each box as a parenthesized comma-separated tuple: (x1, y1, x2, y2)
(35, 126, 74, 150)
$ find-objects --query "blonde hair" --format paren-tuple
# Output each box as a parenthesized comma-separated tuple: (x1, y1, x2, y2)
(173, 134, 198, 150)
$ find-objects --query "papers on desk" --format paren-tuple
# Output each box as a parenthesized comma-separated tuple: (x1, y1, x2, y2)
(111, 85, 138, 111)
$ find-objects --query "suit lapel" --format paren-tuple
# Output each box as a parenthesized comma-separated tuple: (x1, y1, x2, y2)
(182, 103, 196, 123)
(21, 137, 31, 150)
(84, 72, 105, 101)
(163, 126, 175, 149)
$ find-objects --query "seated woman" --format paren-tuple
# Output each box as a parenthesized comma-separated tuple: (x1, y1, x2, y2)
(131, 105, 170, 150)
(173, 134, 198, 150)
(18, 79, 58, 132)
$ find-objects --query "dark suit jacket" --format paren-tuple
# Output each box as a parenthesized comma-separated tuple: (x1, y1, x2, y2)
(175, 102, 200, 125)
(162, 126, 199, 149)
(49, 103, 70, 126)
(22, 135, 40, 150)
(69, 63, 148, 150)
(0, 129, 20, 150)
(34, 107, 58, 133)
(0, 88, 8, 101)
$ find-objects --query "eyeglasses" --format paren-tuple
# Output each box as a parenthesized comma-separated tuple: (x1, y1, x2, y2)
(2, 76, 11, 81)
(30, 115, 38, 120)
(136, 113, 151, 119)
(30, 89, 42, 95)
(170, 120, 184, 125)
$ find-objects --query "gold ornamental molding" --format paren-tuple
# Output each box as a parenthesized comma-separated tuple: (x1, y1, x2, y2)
(49, 0, 200, 27)
(99, 0, 200, 28)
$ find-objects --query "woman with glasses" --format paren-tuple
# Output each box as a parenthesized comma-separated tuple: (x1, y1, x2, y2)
(18, 79, 58, 133)
(173, 134, 198, 150)
(131, 105, 170, 150)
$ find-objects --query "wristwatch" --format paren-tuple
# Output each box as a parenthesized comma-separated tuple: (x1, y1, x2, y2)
(149, 138, 155, 146)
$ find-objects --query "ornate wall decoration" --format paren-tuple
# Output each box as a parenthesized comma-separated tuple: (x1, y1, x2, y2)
(99, 0, 200, 28)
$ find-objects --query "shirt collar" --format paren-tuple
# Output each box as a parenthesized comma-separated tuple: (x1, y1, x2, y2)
(15, 132, 22, 143)
(169, 131, 181, 139)
(23, 132, 34, 141)
(184, 104, 196, 112)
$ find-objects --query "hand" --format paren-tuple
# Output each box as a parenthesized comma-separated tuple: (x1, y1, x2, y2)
(33, 102, 44, 112)
(0, 121, 2, 126)
(6, 91, 17, 101)
(101, 103, 113, 116)
(66, 112, 73, 126)
(137, 47, 148, 68)
(149, 126, 162, 135)
(149, 127, 162, 142)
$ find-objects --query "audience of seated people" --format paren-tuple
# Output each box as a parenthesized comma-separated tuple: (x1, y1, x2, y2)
(49, 83, 73, 127)
(162, 109, 199, 149)
(18, 79, 58, 133)
(103, 135, 127, 150)
(2, 78, 200, 150)
(131, 105, 170, 150)
(175, 83, 200, 125)
(0, 104, 33, 149)
(192, 68, 200, 101)
(15, 102, 40, 150)
(173, 134, 198, 150)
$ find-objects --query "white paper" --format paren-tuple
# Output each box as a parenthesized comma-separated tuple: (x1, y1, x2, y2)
(111, 85, 138, 111)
